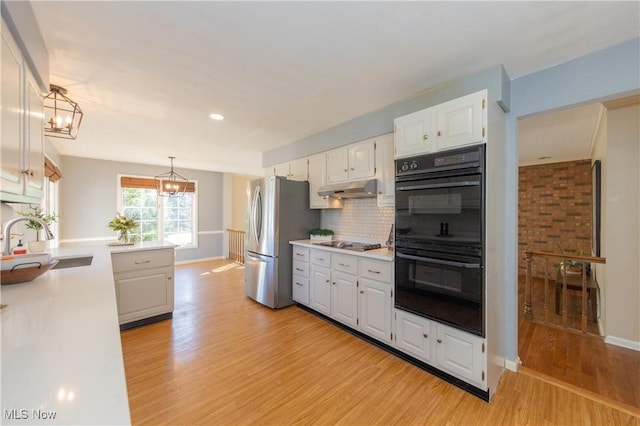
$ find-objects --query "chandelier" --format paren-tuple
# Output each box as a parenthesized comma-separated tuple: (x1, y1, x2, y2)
(43, 84, 83, 140)
(154, 157, 189, 197)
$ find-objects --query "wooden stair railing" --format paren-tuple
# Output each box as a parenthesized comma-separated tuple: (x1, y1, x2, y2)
(524, 251, 606, 333)
(227, 228, 246, 264)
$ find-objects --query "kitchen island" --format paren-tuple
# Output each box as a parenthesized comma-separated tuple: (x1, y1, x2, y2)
(1, 241, 174, 425)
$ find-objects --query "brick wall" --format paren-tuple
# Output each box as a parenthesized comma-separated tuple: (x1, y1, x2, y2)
(518, 160, 593, 277)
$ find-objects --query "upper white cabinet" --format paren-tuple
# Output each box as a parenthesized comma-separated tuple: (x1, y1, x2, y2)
(374, 133, 394, 207)
(394, 107, 435, 159)
(435, 90, 486, 152)
(394, 90, 487, 159)
(308, 153, 342, 210)
(326, 138, 375, 184)
(272, 158, 308, 181)
(1, 23, 45, 203)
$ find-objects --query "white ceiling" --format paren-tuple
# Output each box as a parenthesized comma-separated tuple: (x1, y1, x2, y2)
(30, 1, 639, 175)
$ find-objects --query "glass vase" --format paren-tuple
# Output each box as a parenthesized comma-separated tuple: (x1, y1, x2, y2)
(118, 230, 130, 244)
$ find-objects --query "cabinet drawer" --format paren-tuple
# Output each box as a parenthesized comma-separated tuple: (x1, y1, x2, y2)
(332, 253, 357, 275)
(293, 246, 310, 262)
(111, 248, 174, 273)
(293, 260, 309, 277)
(310, 249, 331, 268)
(292, 275, 310, 305)
(359, 258, 392, 283)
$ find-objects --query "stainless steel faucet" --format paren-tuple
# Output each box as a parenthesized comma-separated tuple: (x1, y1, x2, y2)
(2, 217, 55, 255)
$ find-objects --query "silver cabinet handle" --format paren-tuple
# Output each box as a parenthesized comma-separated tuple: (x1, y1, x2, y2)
(339, 263, 350, 267)
(295, 267, 304, 272)
(296, 253, 304, 256)
(295, 282, 304, 286)
(367, 269, 381, 274)
(134, 260, 151, 264)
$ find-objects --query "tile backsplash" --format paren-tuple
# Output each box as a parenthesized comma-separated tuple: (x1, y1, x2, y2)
(321, 198, 394, 242)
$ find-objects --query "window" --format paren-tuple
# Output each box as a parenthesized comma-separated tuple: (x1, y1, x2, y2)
(43, 157, 61, 248)
(118, 175, 197, 248)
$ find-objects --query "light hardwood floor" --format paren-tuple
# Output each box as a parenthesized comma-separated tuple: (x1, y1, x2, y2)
(121, 260, 640, 425)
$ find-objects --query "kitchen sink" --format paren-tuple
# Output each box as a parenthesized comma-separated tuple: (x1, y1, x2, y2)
(51, 254, 93, 269)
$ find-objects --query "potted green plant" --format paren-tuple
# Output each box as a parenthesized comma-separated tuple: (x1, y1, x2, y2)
(17, 205, 57, 253)
(309, 228, 334, 242)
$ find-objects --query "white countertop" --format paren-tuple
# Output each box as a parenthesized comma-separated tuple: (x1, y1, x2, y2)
(290, 239, 394, 261)
(0, 241, 173, 425)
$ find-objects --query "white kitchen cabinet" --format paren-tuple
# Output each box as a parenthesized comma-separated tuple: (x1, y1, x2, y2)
(394, 90, 487, 159)
(1, 23, 44, 203)
(292, 246, 310, 305)
(111, 247, 175, 326)
(273, 158, 308, 181)
(308, 153, 342, 209)
(331, 253, 358, 327)
(310, 263, 331, 316)
(393, 308, 486, 389)
(435, 322, 486, 389)
(435, 90, 486, 152)
(375, 133, 395, 207)
(394, 106, 435, 159)
(358, 258, 393, 343)
(394, 309, 434, 363)
(326, 138, 375, 184)
(331, 270, 358, 327)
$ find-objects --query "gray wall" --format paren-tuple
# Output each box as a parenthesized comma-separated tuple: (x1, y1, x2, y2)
(59, 156, 224, 262)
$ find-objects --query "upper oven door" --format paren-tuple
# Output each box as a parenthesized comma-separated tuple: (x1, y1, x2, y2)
(395, 173, 483, 248)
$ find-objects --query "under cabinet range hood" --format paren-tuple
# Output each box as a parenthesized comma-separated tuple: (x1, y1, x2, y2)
(317, 179, 377, 199)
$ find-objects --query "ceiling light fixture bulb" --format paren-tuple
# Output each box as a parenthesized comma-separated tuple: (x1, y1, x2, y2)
(209, 113, 224, 121)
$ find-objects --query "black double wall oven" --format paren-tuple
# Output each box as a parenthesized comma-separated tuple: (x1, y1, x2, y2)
(394, 145, 485, 336)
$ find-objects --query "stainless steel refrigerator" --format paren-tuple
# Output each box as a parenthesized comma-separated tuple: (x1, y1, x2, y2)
(245, 176, 320, 308)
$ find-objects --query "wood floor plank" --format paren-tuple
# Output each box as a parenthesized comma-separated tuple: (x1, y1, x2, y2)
(121, 260, 640, 425)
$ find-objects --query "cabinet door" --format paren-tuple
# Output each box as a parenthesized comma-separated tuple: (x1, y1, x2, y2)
(358, 277, 392, 343)
(331, 271, 358, 327)
(310, 265, 331, 315)
(24, 70, 44, 199)
(308, 153, 329, 209)
(348, 139, 375, 181)
(395, 309, 433, 362)
(394, 107, 434, 159)
(292, 275, 310, 305)
(115, 267, 174, 324)
(435, 90, 486, 151)
(326, 148, 349, 184)
(1, 25, 25, 196)
(375, 133, 394, 207)
(274, 162, 290, 178)
(435, 323, 486, 388)
(289, 158, 308, 181)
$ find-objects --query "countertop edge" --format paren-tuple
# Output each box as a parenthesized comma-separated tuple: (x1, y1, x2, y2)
(290, 239, 394, 261)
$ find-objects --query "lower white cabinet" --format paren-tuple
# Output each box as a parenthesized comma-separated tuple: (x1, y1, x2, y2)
(292, 246, 311, 305)
(395, 309, 434, 362)
(310, 264, 331, 316)
(435, 323, 486, 388)
(111, 247, 175, 326)
(394, 308, 486, 389)
(331, 270, 358, 327)
(358, 276, 392, 342)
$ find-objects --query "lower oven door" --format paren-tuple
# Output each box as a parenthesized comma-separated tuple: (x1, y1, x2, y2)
(395, 249, 484, 336)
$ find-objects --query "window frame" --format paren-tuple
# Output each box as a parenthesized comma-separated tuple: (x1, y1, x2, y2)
(116, 173, 198, 249)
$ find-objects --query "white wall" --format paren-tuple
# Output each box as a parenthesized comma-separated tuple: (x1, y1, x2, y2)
(604, 103, 640, 349)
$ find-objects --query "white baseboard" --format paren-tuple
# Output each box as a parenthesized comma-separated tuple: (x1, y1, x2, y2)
(174, 256, 225, 266)
(604, 335, 640, 351)
(505, 356, 521, 372)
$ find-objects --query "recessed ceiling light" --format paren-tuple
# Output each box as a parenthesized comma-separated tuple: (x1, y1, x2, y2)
(209, 113, 224, 121)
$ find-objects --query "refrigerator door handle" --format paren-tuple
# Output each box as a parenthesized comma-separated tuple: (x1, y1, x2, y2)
(251, 184, 263, 247)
